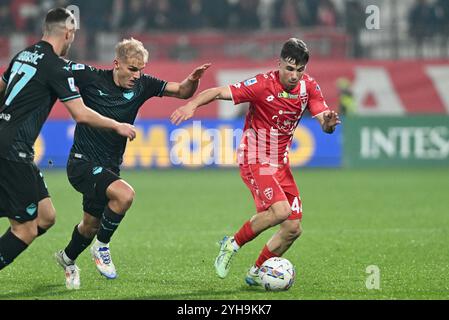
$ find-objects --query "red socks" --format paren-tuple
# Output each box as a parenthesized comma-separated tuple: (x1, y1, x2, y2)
(233, 221, 279, 268)
(233, 221, 256, 247)
(255, 245, 278, 268)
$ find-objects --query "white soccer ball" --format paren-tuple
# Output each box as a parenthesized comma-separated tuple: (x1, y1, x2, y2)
(259, 257, 296, 291)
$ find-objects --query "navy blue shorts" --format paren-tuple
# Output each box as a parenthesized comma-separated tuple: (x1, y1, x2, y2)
(66, 154, 120, 218)
(0, 158, 50, 223)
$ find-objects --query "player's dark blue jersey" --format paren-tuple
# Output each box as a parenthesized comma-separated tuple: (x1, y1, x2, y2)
(68, 62, 167, 167)
(0, 41, 81, 163)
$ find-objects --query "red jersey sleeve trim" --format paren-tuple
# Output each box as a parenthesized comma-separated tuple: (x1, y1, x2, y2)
(312, 110, 327, 118)
(228, 85, 238, 105)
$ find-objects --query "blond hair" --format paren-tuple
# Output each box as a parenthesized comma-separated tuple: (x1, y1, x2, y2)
(115, 38, 149, 63)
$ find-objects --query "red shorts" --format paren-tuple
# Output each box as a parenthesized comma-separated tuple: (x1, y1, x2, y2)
(239, 163, 302, 220)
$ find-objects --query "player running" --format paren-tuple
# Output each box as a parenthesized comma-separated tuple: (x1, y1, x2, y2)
(0, 8, 136, 275)
(54, 37, 210, 289)
(170, 38, 340, 286)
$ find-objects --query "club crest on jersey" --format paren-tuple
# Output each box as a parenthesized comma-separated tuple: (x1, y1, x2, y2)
(123, 91, 135, 100)
(300, 93, 309, 105)
(264, 187, 273, 200)
(244, 78, 257, 87)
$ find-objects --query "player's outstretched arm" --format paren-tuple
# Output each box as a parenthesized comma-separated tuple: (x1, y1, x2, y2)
(315, 110, 341, 134)
(163, 63, 211, 99)
(170, 85, 232, 125)
(63, 98, 137, 141)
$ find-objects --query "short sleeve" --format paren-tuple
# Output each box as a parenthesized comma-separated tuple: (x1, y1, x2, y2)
(48, 62, 81, 102)
(141, 74, 167, 100)
(67, 61, 99, 89)
(229, 74, 265, 105)
(308, 78, 329, 117)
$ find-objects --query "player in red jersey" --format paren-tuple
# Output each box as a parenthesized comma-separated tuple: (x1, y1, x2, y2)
(170, 38, 340, 285)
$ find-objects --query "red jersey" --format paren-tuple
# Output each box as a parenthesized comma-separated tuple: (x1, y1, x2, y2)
(230, 70, 329, 166)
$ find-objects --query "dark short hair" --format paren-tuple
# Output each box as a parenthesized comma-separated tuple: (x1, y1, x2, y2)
(44, 7, 75, 33)
(280, 38, 309, 66)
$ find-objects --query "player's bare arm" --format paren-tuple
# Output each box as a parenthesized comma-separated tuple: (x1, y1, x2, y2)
(163, 63, 211, 99)
(315, 110, 341, 134)
(63, 97, 137, 141)
(170, 85, 232, 125)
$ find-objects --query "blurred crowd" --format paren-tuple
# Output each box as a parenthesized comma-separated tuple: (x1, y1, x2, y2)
(1, 0, 448, 60)
(1, 0, 448, 34)
(0, 0, 361, 33)
(408, 0, 449, 42)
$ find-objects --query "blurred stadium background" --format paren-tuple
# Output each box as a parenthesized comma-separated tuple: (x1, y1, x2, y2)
(1, 0, 449, 299)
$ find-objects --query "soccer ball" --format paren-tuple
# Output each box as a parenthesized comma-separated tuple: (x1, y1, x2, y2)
(259, 257, 296, 291)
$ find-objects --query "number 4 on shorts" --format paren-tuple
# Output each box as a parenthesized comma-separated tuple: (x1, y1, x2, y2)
(291, 197, 301, 213)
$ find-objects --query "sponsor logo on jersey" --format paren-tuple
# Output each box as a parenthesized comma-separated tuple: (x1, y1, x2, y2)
(278, 91, 299, 99)
(279, 110, 297, 115)
(98, 89, 109, 96)
(244, 77, 257, 87)
(266, 95, 275, 102)
(0, 113, 11, 121)
(271, 114, 298, 134)
(233, 83, 241, 89)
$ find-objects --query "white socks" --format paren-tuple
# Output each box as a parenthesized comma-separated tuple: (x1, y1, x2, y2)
(94, 239, 109, 248)
(231, 237, 240, 251)
(62, 251, 74, 265)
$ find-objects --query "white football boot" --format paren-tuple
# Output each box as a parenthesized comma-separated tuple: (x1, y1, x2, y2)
(90, 242, 117, 279)
(55, 250, 81, 290)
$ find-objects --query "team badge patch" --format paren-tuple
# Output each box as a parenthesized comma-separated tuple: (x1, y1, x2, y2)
(300, 93, 308, 105)
(264, 187, 273, 200)
(68, 77, 77, 92)
(71, 63, 85, 70)
(26, 203, 37, 216)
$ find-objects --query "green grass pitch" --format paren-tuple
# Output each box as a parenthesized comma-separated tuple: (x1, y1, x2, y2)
(1, 167, 448, 300)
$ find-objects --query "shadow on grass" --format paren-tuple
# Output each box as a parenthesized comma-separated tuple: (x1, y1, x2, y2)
(129, 285, 268, 300)
(0, 284, 83, 300)
(0, 283, 269, 300)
